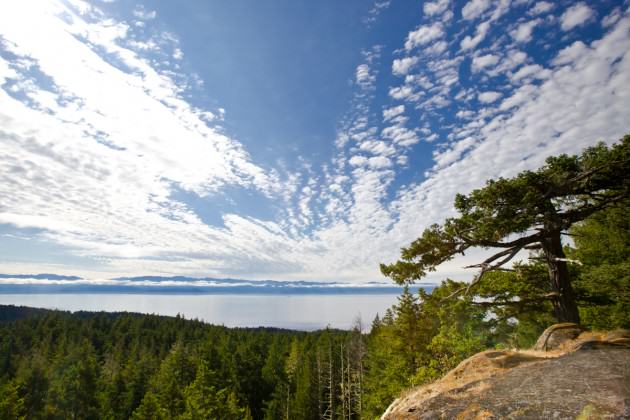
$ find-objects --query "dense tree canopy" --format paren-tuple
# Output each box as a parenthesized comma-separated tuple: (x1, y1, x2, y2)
(381, 135, 630, 323)
(0, 307, 369, 420)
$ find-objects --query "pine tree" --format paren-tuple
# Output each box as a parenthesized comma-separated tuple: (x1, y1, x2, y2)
(382, 136, 630, 324)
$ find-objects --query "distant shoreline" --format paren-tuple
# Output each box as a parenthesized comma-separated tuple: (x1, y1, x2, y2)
(0, 284, 431, 295)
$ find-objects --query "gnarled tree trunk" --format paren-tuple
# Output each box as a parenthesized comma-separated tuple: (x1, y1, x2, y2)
(541, 230, 580, 324)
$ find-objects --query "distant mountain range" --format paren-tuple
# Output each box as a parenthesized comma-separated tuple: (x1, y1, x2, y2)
(0, 273, 83, 281)
(0, 274, 433, 295)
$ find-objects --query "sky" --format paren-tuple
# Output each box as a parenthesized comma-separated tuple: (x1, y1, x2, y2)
(0, 0, 628, 284)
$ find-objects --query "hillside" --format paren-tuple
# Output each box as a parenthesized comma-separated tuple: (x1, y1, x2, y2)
(382, 328, 630, 419)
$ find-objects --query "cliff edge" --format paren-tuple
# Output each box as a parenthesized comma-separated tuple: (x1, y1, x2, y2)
(382, 327, 630, 419)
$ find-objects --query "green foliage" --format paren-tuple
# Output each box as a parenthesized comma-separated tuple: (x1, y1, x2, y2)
(0, 381, 24, 420)
(569, 199, 630, 329)
(45, 340, 100, 419)
(148, 341, 196, 417)
(14, 354, 48, 419)
(0, 308, 363, 420)
(131, 391, 167, 420)
(180, 360, 249, 420)
(363, 282, 491, 418)
(381, 136, 630, 324)
(474, 268, 555, 348)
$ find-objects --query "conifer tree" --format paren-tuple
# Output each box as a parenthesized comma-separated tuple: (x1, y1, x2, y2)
(381, 136, 630, 324)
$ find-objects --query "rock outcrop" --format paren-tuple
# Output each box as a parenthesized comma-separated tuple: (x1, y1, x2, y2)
(382, 328, 630, 419)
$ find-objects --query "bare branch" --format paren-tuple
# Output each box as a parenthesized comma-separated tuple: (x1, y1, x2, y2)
(464, 247, 515, 269)
(471, 292, 560, 307)
(474, 233, 541, 249)
(492, 246, 523, 268)
(445, 242, 527, 301)
(555, 257, 582, 266)
(443, 285, 467, 300)
(561, 232, 584, 237)
(460, 244, 525, 297)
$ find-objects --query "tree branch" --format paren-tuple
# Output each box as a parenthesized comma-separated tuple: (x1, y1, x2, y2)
(554, 257, 582, 266)
(471, 292, 560, 307)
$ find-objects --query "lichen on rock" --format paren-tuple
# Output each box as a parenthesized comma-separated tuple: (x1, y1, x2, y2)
(382, 329, 630, 419)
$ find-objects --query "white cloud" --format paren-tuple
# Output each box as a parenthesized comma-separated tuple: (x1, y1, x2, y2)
(529, 1, 553, 16)
(461, 0, 491, 20)
(383, 105, 405, 121)
(405, 74, 433, 89)
(425, 133, 439, 142)
(433, 136, 476, 168)
(478, 91, 502, 103)
(364, 0, 391, 27)
(442, 10, 455, 22)
(456, 109, 475, 119)
(510, 64, 550, 82)
(381, 125, 419, 147)
(498, 83, 536, 111)
(349, 155, 368, 167)
(133, 5, 156, 20)
(388, 85, 415, 100)
(172, 48, 184, 60)
(367, 156, 392, 169)
(405, 23, 444, 50)
(471, 53, 499, 72)
(602, 8, 622, 28)
(482, 50, 529, 78)
(510, 18, 541, 43)
(355, 63, 375, 87)
(359, 140, 397, 157)
(489, 0, 511, 21)
(392, 56, 419, 76)
(425, 40, 449, 55)
(460, 20, 490, 50)
(553, 41, 589, 66)
(424, 0, 450, 16)
(0, 63, 18, 87)
(560, 2, 595, 31)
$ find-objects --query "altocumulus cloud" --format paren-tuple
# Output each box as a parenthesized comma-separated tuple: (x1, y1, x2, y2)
(0, 0, 629, 284)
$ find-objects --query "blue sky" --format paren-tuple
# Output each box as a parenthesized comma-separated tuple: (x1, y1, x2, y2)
(0, 0, 628, 283)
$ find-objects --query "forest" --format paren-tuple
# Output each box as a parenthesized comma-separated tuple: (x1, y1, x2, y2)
(0, 139, 628, 419)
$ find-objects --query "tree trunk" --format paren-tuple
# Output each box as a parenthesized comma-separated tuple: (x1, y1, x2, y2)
(317, 351, 323, 420)
(340, 343, 345, 420)
(285, 385, 290, 420)
(328, 343, 334, 420)
(541, 230, 581, 324)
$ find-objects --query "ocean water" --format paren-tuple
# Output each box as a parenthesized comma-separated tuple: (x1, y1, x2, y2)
(0, 293, 400, 330)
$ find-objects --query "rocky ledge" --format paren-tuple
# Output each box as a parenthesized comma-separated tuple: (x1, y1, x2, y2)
(382, 327, 630, 419)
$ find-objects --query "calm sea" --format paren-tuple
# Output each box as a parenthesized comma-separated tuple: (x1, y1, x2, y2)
(0, 293, 400, 330)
